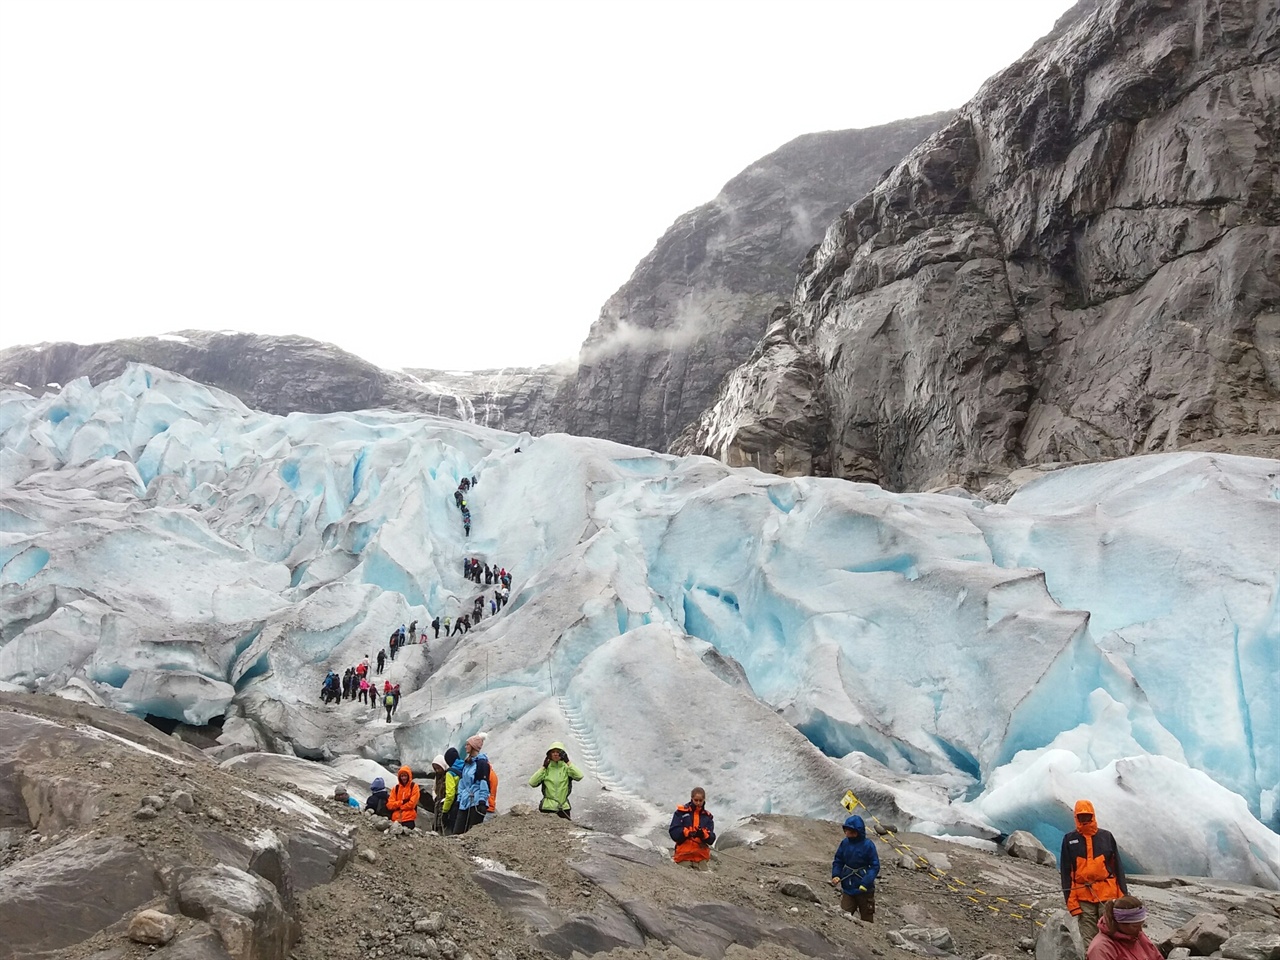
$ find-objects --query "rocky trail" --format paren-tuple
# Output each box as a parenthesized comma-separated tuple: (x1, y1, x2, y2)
(2, 693, 1278, 960)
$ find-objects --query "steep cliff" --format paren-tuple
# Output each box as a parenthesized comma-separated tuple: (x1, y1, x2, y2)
(677, 0, 1280, 490)
(562, 114, 954, 451)
(0, 331, 568, 430)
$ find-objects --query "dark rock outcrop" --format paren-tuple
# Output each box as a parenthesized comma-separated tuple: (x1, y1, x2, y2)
(678, 0, 1280, 490)
(0, 331, 568, 432)
(561, 114, 955, 452)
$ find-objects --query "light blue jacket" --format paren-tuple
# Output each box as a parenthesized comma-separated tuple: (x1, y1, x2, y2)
(456, 753, 491, 810)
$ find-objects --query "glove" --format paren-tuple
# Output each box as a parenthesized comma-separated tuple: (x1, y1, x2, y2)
(684, 827, 694, 838)
(858, 885, 868, 893)
(543, 757, 551, 768)
(700, 829, 710, 841)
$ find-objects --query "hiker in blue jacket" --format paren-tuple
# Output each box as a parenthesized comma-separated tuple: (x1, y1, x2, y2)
(453, 734, 491, 834)
(830, 814, 880, 922)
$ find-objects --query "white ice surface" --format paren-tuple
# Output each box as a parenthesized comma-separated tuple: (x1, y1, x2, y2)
(0, 365, 1276, 884)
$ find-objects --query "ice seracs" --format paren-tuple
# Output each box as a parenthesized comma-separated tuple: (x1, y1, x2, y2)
(0, 364, 1276, 885)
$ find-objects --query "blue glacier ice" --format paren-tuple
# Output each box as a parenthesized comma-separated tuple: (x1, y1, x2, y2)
(0, 365, 1277, 884)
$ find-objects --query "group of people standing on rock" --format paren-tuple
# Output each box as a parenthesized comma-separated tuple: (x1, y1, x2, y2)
(453, 476, 476, 536)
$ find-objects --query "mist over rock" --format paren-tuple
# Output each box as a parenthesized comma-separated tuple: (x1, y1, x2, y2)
(678, 0, 1280, 491)
(0, 331, 569, 432)
(561, 114, 954, 452)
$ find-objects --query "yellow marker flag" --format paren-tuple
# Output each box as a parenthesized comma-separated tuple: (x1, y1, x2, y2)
(841, 790, 861, 812)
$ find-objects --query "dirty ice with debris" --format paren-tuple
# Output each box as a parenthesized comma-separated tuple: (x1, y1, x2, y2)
(0, 366, 1276, 885)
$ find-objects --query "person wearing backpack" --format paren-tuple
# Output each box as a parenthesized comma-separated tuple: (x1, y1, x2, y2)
(528, 741, 583, 820)
(366, 777, 391, 818)
(384, 689, 396, 723)
(454, 735, 491, 834)
(439, 747, 461, 834)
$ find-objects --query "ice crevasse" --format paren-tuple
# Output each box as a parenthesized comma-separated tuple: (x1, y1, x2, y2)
(0, 365, 1277, 885)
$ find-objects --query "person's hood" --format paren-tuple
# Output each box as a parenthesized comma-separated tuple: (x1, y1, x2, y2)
(843, 814, 866, 838)
(397, 765, 413, 784)
(1074, 799, 1099, 836)
(431, 754, 447, 772)
(370, 777, 386, 792)
(547, 741, 567, 755)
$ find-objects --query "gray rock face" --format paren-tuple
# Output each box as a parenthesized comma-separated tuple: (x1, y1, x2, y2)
(1036, 909, 1085, 960)
(1165, 914, 1232, 956)
(1222, 933, 1280, 960)
(1004, 830, 1057, 867)
(679, 0, 1280, 490)
(173, 863, 293, 960)
(0, 332, 569, 433)
(563, 115, 954, 453)
(0, 835, 163, 958)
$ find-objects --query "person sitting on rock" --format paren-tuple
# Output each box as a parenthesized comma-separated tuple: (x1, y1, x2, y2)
(366, 777, 391, 817)
(385, 766, 420, 830)
(830, 814, 879, 922)
(669, 787, 715, 868)
(1086, 896, 1161, 960)
(528, 741, 583, 820)
(333, 786, 360, 809)
(1062, 799, 1128, 946)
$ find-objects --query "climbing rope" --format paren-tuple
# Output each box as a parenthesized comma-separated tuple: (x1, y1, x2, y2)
(841, 790, 1047, 926)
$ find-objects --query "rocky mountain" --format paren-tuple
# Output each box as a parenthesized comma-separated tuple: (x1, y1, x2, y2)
(677, 0, 1280, 491)
(0, 331, 569, 432)
(561, 114, 955, 452)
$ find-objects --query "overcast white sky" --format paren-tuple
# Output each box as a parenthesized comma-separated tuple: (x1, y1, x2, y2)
(0, 0, 1074, 372)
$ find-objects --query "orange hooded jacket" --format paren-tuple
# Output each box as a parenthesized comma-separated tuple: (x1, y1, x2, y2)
(1059, 800, 1126, 913)
(385, 765, 420, 824)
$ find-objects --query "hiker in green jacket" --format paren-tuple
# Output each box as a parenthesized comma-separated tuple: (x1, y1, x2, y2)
(528, 741, 584, 820)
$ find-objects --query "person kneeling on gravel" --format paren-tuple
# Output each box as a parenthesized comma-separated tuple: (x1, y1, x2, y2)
(366, 777, 391, 818)
(669, 787, 715, 869)
(333, 786, 360, 809)
(528, 741, 584, 820)
(385, 765, 420, 829)
(831, 814, 879, 922)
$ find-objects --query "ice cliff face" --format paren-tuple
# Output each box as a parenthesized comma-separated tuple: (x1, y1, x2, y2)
(1, 367, 1277, 885)
(0, 331, 569, 432)
(561, 115, 954, 453)
(678, 0, 1280, 491)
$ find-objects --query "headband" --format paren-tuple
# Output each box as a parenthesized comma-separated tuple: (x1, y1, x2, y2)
(1112, 906, 1147, 923)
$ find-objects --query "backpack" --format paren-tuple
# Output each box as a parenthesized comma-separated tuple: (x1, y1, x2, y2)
(385, 694, 395, 707)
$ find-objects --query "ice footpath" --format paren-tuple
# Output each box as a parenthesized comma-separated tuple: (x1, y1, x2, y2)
(0, 365, 1277, 885)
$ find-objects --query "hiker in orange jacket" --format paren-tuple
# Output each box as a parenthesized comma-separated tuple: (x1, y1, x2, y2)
(385, 765, 420, 828)
(1061, 799, 1128, 945)
(669, 787, 715, 868)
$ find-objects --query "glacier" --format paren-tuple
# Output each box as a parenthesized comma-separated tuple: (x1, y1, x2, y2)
(0, 365, 1277, 884)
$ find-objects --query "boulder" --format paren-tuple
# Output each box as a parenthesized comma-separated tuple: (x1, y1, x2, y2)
(778, 878, 821, 903)
(1003, 831, 1056, 867)
(1165, 914, 1232, 956)
(1222, 934, 1280, 960)
(173, 864, 293, 960)
(0, 835, 163, 958)
(888, 926, 956, 956)
(1036, 909, 1085, 960)
(153, 924, 235, 960)
(129, 909, 179, 945)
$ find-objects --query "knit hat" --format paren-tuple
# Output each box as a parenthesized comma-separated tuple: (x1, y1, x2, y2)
(465, 733, 487, 752)
(370, 777, 386, 792)
(334, 786, 349, 799)
(444, 747, 459, 766)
